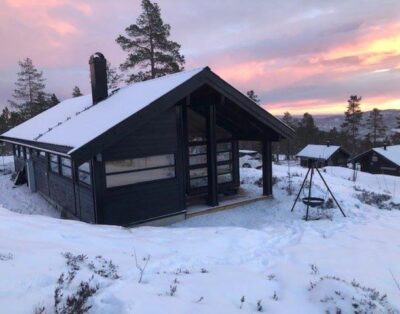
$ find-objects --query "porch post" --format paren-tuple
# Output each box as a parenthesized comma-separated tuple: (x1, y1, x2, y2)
(207, 98, 218, 206)
(262, 140, 273, 196)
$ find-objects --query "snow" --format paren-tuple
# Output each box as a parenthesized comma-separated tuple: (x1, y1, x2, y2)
(296, 144, 341, 160)
(0, 156, 59, 217)
(1, 160, 400, 313)
(2, 67, 206, 151)
(373, 145, 400, 166)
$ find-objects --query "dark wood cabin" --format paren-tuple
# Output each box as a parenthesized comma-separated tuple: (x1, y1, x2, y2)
(0, 53, 294, 226)
(350, 145, 400, 176)
(297, 144, 350, 168)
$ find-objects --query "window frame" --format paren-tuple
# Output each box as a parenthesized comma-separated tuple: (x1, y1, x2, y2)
(60, 157, 72, 178)
(49, 154, 60, 174)
(78, 162, 92, 186)
(105, 154, 176, 189)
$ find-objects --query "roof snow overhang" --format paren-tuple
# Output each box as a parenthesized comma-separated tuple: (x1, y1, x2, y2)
(1, 67, 294, 164)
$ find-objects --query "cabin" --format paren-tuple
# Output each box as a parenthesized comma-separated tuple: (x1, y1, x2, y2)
(0, 53, 294, 226)
(350, 144, 400, 176)
(297, 143, 350, 168)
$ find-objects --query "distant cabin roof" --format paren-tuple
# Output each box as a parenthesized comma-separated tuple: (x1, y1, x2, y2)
(296, 144, 342, 160)
(2, 67, 206, 153)
(372, 145, 400, 166)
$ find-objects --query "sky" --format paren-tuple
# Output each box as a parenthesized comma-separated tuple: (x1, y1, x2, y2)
(0, 0, 399, 115)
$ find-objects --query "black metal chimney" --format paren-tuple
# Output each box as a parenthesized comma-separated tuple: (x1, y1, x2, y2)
(326, 140, 330, 147)
(383, 141, 387, 150)
(89, 52, 108, 104)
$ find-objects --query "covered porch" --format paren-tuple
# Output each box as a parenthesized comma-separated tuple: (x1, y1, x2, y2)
(177, 84, 280, 211)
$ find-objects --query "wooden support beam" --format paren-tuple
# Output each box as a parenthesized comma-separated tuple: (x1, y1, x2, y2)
(262, 140, 273, 196)
(207, 97, 218, 206)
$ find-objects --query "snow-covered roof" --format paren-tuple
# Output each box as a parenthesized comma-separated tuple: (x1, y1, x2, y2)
(372, 145, 400, 166)
(296, 144, 342, 160)
(2, 67, 206, 153)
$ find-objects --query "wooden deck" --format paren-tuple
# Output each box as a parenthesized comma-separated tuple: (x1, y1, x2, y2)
(186, 192, 271, 218)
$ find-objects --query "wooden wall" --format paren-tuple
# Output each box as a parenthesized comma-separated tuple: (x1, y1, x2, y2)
(96, 106, 185, 225)
(357, 151, 400, 176)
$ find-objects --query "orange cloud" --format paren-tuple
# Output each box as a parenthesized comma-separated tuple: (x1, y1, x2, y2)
(265, 96, 400, 116)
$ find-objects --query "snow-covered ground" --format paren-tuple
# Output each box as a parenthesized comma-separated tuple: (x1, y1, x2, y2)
(0, 156, 400, 313)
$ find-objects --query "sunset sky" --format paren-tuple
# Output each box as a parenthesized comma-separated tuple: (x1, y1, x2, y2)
(0, 0, 399, 115)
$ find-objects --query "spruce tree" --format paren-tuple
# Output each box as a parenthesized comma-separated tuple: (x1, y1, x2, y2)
(116, 0, 185, 83)
(246, 90, 260, 103)
(341, 95, 363, 153)
(72, 86, 83, 97)
(366, 108, 386, 146)
(9, 58, 46, 119)
(106, 61, 123, 89)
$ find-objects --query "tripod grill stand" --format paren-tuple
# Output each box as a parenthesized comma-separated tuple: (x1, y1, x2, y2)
(290, 162, 346, 220)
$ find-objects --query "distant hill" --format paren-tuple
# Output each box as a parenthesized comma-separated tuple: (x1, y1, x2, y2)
(282, 109, 400, 136)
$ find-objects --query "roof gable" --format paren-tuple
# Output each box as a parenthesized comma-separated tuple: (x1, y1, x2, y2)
(296, 144, 343, 160)
(2, 67, 294, 162)
(2, 67, 206, 150)
(372, 145, 400, 166)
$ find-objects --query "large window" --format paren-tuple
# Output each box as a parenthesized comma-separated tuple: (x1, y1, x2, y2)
(78, 162, 91, 186)
(49, 154, 59, 173)
(61, 157, 72, 178)
(216, 141, 233, 184)
(105, 154, 175, 188)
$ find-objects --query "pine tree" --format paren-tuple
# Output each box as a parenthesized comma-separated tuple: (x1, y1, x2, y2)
(106, 62, 123, 89)
(116, 0, 185, 83)
(0, 107, 11, 133)
(366, 108, 386, 146)
(9, 58, 46, 119)
(281, 111, 297, 129)
(49, 94, 60, 107)
(341, 95, 363, 153)
(281, 112, 297, 158)
(72, 86, 83, 97)
(296, 112, 319, 149)
(246, 90, 260, 103)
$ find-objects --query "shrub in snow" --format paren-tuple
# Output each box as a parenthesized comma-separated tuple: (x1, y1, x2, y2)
(354, 187, 394, 210)
(167, 284, 177, 296)
(133, 250, 151, 283)
(271, 291, 278, 301)
(310, 264, 319, 275)
(256, 300, 263, 312)
(200, 268, 208, 273)
(87, 255, 120, 279)
(308, 275, 398, 313)
(0, 252, 13, 261)
(175, 268, 190, 275)
(240, 296, 245, 309)
(54, 273, 99, 314)
(34, 306, 45, 314)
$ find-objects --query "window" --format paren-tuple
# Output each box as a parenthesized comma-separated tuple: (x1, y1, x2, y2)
(26, 149, 31, 160)
(78, 162, 91, 186)
(61, 157, 72, 178)
(16, 146, 20, 157)
(22, 147, 26, 159)
(105, 154, 175, 188)
(39, 151, 46, 158)
(50, 154, 59, 173)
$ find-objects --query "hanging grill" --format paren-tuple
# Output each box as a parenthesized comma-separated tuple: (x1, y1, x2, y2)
(302, 197, 324, 208)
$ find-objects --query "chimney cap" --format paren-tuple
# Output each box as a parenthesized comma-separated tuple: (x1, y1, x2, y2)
(89, 52, 106, 64)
